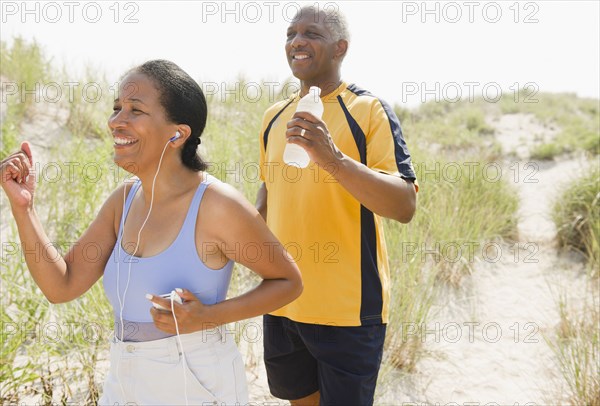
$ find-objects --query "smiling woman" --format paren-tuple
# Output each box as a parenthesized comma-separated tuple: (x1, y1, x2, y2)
(0, 59, 302, 405)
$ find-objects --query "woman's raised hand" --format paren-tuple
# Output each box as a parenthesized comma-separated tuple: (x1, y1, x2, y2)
(0, 141, 36, 209)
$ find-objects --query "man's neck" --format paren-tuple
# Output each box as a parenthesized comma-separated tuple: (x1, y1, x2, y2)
(300, 78, 342, 97)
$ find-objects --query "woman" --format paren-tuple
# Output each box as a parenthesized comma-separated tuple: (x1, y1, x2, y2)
(0, 60, 302, 404)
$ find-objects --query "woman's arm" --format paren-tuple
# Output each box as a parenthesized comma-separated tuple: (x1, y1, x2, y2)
(149, 181, 302, 333)
(1, 142, 120, 303)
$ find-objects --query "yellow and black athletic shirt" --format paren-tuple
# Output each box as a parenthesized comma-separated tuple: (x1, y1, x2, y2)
(259, 82, 417, 326)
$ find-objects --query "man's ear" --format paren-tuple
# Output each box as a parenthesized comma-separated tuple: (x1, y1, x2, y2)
(335, 39, 349, 60)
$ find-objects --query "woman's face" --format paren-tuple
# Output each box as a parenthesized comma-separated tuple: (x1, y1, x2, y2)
(108, 72, 177, 173)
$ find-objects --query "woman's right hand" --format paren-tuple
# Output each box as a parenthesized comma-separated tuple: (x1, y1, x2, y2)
(0, 141, 35, 210)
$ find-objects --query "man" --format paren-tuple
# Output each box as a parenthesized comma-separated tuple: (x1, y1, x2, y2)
(256, 5, 417, 405)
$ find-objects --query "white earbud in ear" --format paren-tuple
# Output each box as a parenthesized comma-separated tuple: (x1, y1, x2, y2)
(169, 131, 181, 142)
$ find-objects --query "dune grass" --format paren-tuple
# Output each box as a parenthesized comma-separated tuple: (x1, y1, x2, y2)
(552, 167, 600, 276)
(548, 291, 600, 406)
(545, 163, 600, 405)
(398, 98, 498, 155)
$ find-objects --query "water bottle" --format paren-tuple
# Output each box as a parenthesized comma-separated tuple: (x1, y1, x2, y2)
(283, 86, 323, 168)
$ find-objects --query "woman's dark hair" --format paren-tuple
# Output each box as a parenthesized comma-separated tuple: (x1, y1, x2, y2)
(129, 60, 207, 171)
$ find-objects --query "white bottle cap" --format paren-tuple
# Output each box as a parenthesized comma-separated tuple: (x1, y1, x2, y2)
(309, 86, 321, 97)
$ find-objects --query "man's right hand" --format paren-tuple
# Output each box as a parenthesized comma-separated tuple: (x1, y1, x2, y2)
(286, 111, 343, 171)
(1, 141, 35, 209)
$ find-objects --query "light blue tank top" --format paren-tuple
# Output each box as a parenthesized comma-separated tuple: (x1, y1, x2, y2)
(103, 175, 234, 341)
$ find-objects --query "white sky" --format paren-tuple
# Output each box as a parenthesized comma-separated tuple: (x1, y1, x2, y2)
(1, 0, 599, 107)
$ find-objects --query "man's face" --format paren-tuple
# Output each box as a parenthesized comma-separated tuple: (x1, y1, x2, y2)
(285, 9, 342, 85)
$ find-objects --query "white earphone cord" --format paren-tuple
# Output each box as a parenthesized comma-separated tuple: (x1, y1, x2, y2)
(172, 294, 189, 405)
(115, 138, 189, 405)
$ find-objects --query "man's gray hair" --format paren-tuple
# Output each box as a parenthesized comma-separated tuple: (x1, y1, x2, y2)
(295, 4, 351, 42)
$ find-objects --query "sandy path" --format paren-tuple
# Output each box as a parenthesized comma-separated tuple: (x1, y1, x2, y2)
(385, 113, 593, 404)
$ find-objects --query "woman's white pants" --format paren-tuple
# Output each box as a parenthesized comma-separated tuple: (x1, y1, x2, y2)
(98, 327, 249, 405)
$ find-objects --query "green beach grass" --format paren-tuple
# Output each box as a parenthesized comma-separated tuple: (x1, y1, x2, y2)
(553, 167, 600, 275)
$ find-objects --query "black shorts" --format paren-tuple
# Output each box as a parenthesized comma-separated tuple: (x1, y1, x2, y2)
(263, 314, 386, 406)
